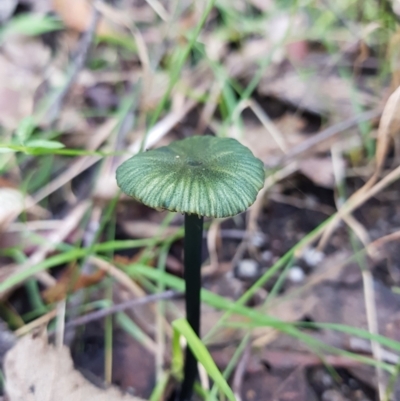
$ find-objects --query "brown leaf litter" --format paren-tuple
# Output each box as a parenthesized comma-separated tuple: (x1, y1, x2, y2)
(41, 263, 106, 303)
(4, 330, 145, 401)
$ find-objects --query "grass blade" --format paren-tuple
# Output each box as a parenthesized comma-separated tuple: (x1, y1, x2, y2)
(173, 318, 236, 401)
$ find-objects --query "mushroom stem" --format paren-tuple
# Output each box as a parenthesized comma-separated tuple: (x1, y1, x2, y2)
(179, 213, 204, 401)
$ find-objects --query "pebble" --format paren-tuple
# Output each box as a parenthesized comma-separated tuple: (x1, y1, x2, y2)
(287, 266, 305, 283)
(261, 250, 273, 262)
(302, 247, 325, 267)
(236, 259, 259, 279)
(321, 389, 346, 401)
(249, 231, 267, 247)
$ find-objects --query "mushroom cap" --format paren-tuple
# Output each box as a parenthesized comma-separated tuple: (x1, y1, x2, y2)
(116, 136, 265, 218)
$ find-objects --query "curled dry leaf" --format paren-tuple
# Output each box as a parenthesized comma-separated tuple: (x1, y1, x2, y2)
(376, 85, 400, 171)
(41, 263, 106, 303)
(4, 330, 146, 401)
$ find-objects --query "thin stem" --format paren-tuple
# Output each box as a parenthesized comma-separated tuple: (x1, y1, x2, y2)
(179, 214, 204, 401)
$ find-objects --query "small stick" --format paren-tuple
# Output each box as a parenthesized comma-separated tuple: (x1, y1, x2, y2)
(362, 270, 385, 400)
(232, 341, 251, 401)
(55, 300, 66, 348)
(280, 108, 381, 165)
(63, 290, 180, 330)
(44, 1, 101, 125)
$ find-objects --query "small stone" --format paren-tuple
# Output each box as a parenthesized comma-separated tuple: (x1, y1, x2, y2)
(320, 372, 333, 387)
(347, 378, 359, 390)
(321, 389, 346, 401)
(249, 232, 266, 247)
(288, 266, 305, 283)
(302, 247, 325, 267)
(236, 259, 259, 279)
(261, 250, 273, 262)
(0, 0, 17, 23)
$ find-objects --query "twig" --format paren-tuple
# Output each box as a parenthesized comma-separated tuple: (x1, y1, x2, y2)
(63, 205, 103, 345)
(279, 108, 381, 165)
(331, 145, 385, 400)
(317, 166, 400, 253)
(93, 1, 152, 90)
(247, 109, 380, 239)
(248, 161, 299, 233)
(145, 0, 169, 21)
(349, 337, 399, 364)
(63, 290, 180, 330)
(33, 118, 115, 204)
(232, 341, 251, 401)
(205, 220, 221, 276)
(44, 1, 101, 125)
(197, 81, 222, 133)
(14, 309, 57, 337)
(285, 163, 400, 259)
(362, 270, 386, 400)
(331, 144, 370, 247)
(245, 98, 288, 153)
(260, 350, 364, 369)
(55, 300, 66, 349)
(367, 231, 400, 259)
(0, 201, 91, 299)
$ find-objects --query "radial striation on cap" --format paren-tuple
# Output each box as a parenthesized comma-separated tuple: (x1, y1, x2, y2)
(116, 136, 265, 218)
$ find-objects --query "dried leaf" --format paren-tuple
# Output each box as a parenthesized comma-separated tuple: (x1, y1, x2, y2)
(4, 331, 146, 401)
(42, 264, 106, 303)
(239, 114, 308, 164)
(0, 57, 36, 130)
(52, 0, 121, 36)
(259, 69, 377, 120)
(0, 35, 50, 130)
(2, 34, 51, 72)
(299, 157, 341, 189)
(0, 187, 25, 229)
(121, 221, 178, 239)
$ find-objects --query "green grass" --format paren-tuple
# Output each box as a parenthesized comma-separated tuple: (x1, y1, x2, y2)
(173, 318, 236, 401)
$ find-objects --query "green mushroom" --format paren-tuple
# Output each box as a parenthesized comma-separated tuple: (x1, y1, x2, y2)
(116, 135, 265, 401)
